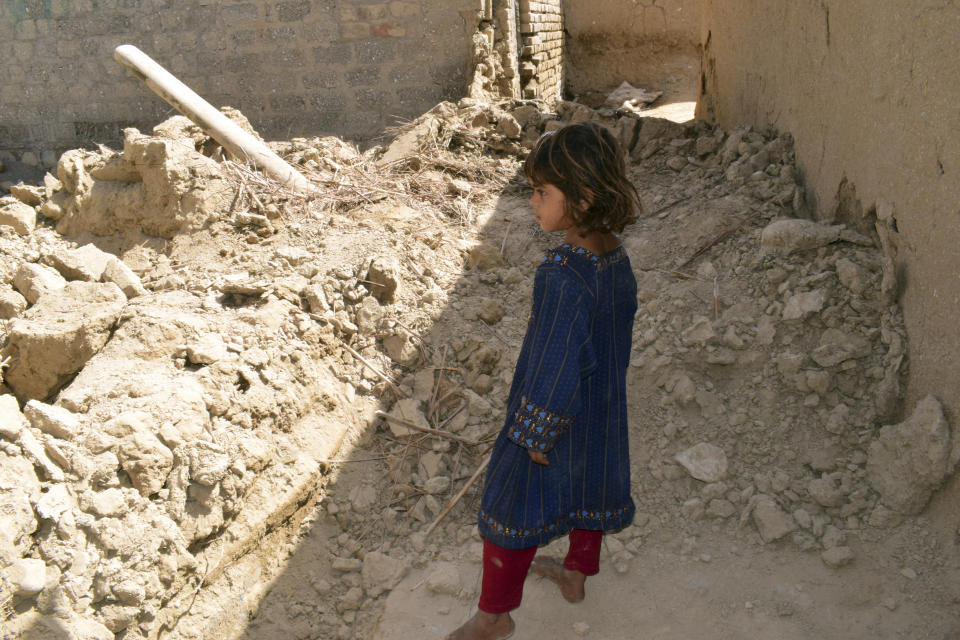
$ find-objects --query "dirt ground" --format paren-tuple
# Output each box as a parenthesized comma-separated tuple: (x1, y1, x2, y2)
(1, 82, 959, 640)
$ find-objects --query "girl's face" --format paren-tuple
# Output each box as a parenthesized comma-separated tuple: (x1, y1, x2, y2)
(530, 182, 572, 233)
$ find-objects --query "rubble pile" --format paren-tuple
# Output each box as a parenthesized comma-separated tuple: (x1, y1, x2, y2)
(0, 96, 955, 640)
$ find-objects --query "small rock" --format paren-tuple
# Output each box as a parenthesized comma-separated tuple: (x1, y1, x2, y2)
(707, 499, 736, 519)
(23, 401, 81, 440)
(337, 586, 364, 613)
(34, 483, 74, 522)
(188, 440, 230, 486)
(19, 429, 65, 482)
(573, 621, 590, 636)
(46, 244, 114, 282)
(666, 156, 687, 171)
(332, 557, 363, 572)
(674, 443, 728, 482)
(811, 329, 872, 367)
(835, 258, 868, 294)
(361, 551, 408, 597)
(80, 488, 128, 518)
(102, 257, 148, 298)
(782, 289, 827, 322)
(821, 546, 854, 568)
(426, 562, 461, 596)
(366, 256, 400, 303)
(0, 285, 28, 319)
(13, 262, 67, 304)
(0, 198, 37, 235)
(10, 183, 43, 206)
(682, 316, 716, 344)
(6, 558, 47, 596)
(424, 475, 451, 494)
(477, 299, 505, 324)
(752, 495, 796, 542)
(186, 334, 229, 365)
(0, 394, 28, 440)
(496, 113, 522, 139)
(900, 567, 918, 580)
(118, 430, 174, 497)
(467, 244, 503, 270)
(866, 395, 954, 514)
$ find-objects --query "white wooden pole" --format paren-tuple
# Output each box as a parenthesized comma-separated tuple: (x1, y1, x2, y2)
(114, 44, 315, 194)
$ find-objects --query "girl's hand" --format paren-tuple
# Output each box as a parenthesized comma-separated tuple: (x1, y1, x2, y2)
(528, 450, 549, 466)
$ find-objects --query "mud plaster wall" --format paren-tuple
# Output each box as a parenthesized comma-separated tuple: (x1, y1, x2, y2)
(697, 1, 960, 520)
(564, 0, 699, 98)
(0, 0, 478, 154)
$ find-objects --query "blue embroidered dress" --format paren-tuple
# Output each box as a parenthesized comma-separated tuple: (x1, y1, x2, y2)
(478, 242, 638, 549)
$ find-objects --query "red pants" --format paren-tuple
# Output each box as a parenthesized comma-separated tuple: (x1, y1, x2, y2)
(477, 529, 603, 614)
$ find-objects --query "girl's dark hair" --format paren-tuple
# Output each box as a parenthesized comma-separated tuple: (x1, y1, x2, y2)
(523, 121, 642, 235)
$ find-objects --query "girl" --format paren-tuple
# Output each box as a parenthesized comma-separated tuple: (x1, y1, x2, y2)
(446, 121, 642, 640)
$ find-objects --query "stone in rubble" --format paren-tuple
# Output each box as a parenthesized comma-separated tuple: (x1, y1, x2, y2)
(476, 298, 505, 324)
(0, 394, 28, 440)
(362, 551, 408, 598)
(424, 475, 451, 494)
(866, 395, 957, 514)
(23, 401, 81, 440)
(425, 561, 462, 596)
(782, 289, 828, 322)
(808, 474, 846, 508)
(751, 495, 796, 542)
(13, 262, 67, 304)
(674, 443, 728, 482)
(760, 218, 870, 254)
(496, 113, 522, 139)
(821, 546, 854, 568)
(34, 483, 74, 522)
(186, 334, 229, 365)
(118, 430, 174, 497)
(19, 429, 65, 482)
(366, 256, 401, 303)
(5, 557, 47, 596)
(811, 328, 872, 368)
(45, 244, 114, 281)
(835, 257, 869, 294)
(467, 243, 503, 270)
(4, 281, 126, 401)
(0, 451, 40, 553)
(187, 440, 230, 486)
(0, 197, 36, 235)
(384, 333, 419, 367)
(79, 488, 128, 518)
(0, 284, 28, 319)
(682, 316, 716, 344)
(102, 256, 147, 299)
(10, 183, 43, 206)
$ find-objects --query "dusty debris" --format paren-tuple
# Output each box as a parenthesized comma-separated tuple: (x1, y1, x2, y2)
(0, 94, 951, 640)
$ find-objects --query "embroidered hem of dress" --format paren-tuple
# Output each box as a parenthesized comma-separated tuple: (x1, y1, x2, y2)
(478, 503, 635, 548)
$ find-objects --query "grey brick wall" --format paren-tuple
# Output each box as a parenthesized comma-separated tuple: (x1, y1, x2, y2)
(0, 0, 478, 155)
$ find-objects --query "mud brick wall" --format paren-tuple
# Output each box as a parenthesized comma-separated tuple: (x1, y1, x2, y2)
(518, 0, 563, 102)
(0, 0, 477, 156)
(564, 0, 700, 98)
(698, 0, 960, 525)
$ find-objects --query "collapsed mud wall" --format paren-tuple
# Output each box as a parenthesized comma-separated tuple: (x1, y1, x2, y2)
(0, 0, 477, 156)
(564, 0, 700, 99)
(697, 0, 960, 523)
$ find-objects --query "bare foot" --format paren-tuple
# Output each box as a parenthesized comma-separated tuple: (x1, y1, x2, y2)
(444, 610, 515, 640)
(530, 556, 586, 603)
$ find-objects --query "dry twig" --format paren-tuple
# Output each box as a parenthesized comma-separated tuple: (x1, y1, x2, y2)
(375, 410, 477, 445)
(424, 454, 491, 537)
